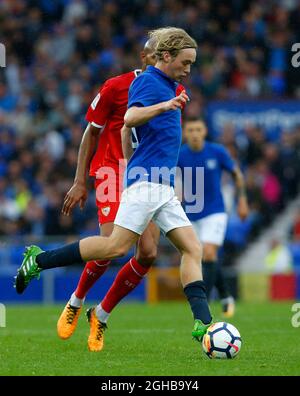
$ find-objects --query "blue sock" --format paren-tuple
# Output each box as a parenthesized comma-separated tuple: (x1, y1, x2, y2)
(183, 280, 212, 324)
(36, 242, 84, 270)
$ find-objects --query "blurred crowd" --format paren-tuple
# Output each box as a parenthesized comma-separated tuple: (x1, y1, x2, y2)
(1, 0, 300, 259)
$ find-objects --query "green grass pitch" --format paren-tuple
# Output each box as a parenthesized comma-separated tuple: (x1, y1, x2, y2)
(0, 301, 299, 376)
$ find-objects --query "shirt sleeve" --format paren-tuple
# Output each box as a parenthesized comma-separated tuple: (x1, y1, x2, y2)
(85, 80, 115, 128)
(217, 145, 236, 172)
(128, 74, 156, 108)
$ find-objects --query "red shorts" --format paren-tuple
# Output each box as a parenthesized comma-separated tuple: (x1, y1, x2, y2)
(94, 178, 121, 225)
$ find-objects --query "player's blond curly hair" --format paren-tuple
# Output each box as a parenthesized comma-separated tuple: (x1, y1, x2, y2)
(148, 27, 197, 60)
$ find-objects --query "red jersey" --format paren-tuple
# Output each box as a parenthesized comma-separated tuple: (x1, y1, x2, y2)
(86, 70, 186, 178)
(86, 70, 140, 177)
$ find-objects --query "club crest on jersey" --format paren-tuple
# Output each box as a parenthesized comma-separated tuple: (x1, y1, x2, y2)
(206, 159, 217, 169)
(101, 206, 111, 216)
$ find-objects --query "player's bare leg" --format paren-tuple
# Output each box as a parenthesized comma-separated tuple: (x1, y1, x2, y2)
(136, 222, 160, 267)
(167, 226, 203, 287)
(75, 225, 138, 261)
(57, 222, 114, 339)
(167, 226, 213, 341)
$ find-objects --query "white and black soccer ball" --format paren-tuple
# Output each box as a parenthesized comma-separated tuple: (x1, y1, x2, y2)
(202, 322, 242, 359)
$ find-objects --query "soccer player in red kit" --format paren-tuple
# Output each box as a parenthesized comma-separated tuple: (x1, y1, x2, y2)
(57, 34, 186, 351)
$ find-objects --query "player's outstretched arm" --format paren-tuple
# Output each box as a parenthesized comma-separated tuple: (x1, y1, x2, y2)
(62, 123, 101, 216)
(232, 166, 249, 220)
(124, 91, 189, 128)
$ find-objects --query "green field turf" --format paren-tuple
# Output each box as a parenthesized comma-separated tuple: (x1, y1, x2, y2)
(0, 301, 299, 376)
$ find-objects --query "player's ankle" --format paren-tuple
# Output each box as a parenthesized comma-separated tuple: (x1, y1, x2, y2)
(70, 292, 85, 308)
(95, 303, 110, 324)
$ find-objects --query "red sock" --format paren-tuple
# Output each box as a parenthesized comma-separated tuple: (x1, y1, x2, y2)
(101, 257, 149, 313)
(75, 260, 110, 299)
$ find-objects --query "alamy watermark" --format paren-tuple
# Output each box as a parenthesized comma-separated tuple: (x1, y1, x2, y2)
(0, 43, 6, 67)
(291, 303, 300, 328)
(291, 43, 300, 68)
(0, 303, 6, 327)
(95, 162, 205, 214)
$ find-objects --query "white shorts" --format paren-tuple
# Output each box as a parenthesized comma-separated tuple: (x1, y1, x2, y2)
(114, 181, 191, 235)
(191, 213, 228, 246)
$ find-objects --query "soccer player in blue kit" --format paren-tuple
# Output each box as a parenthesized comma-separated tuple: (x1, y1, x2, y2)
(15, 27, 213, 349)
(177, 118, 249, 316)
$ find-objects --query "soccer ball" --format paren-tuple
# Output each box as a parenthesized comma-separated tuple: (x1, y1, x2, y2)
(202, 322, 242, 359)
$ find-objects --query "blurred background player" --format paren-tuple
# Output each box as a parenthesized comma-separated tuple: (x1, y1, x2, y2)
(15, 27, 213, 350)
(177, 118, 249, 317)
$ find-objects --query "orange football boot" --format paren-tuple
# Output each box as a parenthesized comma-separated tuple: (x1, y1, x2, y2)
(57, 303, 82, 339)
(86, 307, 107, 352)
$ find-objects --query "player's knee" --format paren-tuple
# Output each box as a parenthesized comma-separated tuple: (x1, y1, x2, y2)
(203, 252, 217, 261)
(203, 246, 217, 261)
(187, 241, 202, 262)
(181, 240, 202, 260)
(136, 238, 158, 267)
(136, 248, 157, 267)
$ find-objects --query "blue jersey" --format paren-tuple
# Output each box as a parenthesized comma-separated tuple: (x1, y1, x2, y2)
(177, 142, 235, 221)
(125, 65, 182, 188)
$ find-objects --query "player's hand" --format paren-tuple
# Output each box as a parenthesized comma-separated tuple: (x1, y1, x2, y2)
(62, 181, 88, 216)
(163, 91, 189, 111)
(237, 196, 249, 221)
